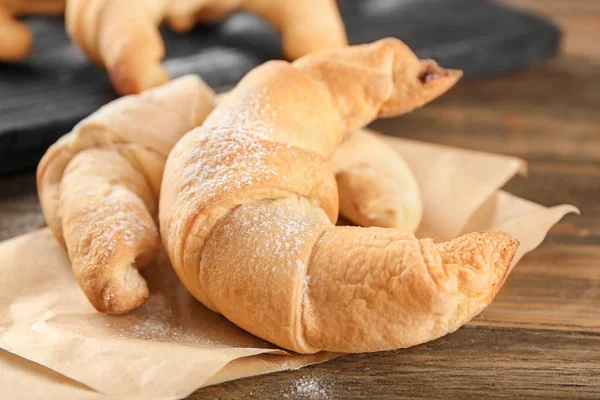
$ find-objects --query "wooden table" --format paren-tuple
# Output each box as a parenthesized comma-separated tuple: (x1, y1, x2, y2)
(1, 0, 599, 398)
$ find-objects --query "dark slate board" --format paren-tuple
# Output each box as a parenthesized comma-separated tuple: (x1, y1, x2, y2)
(0, 0, 560, 175)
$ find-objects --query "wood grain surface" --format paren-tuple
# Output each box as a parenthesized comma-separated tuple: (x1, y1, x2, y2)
(0, 0, 598, 398)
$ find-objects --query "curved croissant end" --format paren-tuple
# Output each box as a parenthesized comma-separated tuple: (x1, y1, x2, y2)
(200, 200, 517, 353)
(160, 38, 516, 353)
(292, 39, 463, 132)
(304, 228, 517, 352)
(237, 0, 347, 60)
(67, 0, 169, 95)
(0, 0, 65, 61)
(38, 75, 215, 314)
(0, 5, 32, 61)
(67, 0, 347, 95)
(166, 0, 347, 58)
(332, 130, 423, 231)
(58, 148, 159, 314)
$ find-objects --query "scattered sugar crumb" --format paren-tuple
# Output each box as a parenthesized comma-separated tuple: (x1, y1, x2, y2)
(112, 294, 226, 347)
(282, 374, 331, 399)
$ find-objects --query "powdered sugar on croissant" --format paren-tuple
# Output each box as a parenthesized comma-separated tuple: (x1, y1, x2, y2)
(37, 76, 215, 314)
(37, 72, 424, 315)
(160, 38, 518, 353)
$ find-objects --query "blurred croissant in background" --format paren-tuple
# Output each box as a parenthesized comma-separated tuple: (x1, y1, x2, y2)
(66, 0, 348, 95)
(0, 0, 64, 60)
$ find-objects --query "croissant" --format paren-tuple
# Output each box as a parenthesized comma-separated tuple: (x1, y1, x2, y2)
(160, 38, 518, 353)
(66, 0, 347, 95)
(37, 72, 425, 315)
(0, 0, 64, 61)
(37, 76, 216, 315)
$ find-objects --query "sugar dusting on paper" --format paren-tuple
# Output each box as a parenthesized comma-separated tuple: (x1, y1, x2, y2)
(282, 373, 332, 399)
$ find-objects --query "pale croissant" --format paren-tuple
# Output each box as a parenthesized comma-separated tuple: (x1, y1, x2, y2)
(332, 130, 423, 231)
(160, 38, 518, 354)
(0, 0, 64, 61)
(37, 72, 424, 315)
(66, 0, 347, 95)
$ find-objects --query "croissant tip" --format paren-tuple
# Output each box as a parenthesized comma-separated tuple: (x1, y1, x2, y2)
(110, 62, 169, 95)
(98, 289, 148, 316)
(93, 267, 149, 315)
(438, 230, 519, 296)
(492, 231, 519, 285)
(418, 61, 463, 87)
(0, 31, 32, 61)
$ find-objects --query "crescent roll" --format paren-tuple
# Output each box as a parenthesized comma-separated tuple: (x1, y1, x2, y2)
(159, 38, 518, 353)
(37, 76, 216, 314)
(66, 0, 347, 95)
(37, 72, 425, 315)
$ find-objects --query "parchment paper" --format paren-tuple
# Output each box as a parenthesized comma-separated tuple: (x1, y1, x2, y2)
(0, 133, 577, 400)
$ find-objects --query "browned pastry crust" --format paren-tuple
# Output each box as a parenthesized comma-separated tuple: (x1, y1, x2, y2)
(36, 71, 425, 315)
(66, 0, 347, 95)
(37, 76, 216, 314)
(160, 38, 518, 353)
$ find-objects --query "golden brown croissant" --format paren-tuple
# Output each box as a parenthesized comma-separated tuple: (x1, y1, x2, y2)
(36, 71, 424, 315)
(0, 0, 64, 61)
(66, 0, 347, 95)
(160, 38, 518, 353)
(37, 76, 216, 315)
